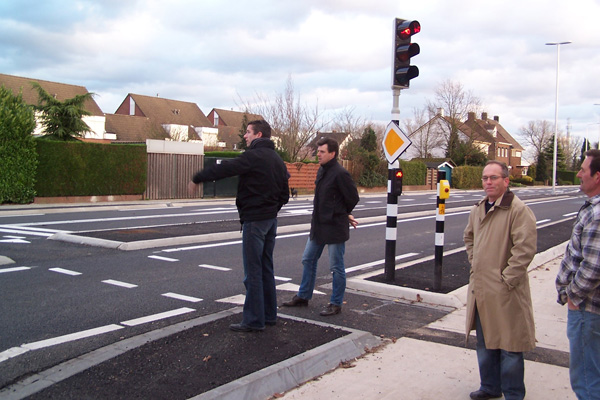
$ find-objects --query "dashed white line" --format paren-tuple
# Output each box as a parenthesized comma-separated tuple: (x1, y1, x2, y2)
(199, 264, 231, 271)
(275, 276, 292, 281)
(121, 307, 195, 326)
(536, 219, 551, 225)
(162, 292, 203, 303)
(49, 267, 81, 276)
(102, 279, 138, 289)
(0, 266, 31, 274)
(148, 255, 179, 262)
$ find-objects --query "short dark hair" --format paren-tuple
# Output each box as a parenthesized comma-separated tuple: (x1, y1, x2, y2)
(316, 137, 339, 159)
(485, 160, 509, 178)
(247, 119, 271, 138)
(585, 149, 600, 176)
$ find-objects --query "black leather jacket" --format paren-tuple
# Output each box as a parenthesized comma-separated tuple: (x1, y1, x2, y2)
(192, 138, 289, 222)
(310, 158, 359, 244)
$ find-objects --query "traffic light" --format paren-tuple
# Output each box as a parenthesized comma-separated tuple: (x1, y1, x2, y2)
(391, 168, 403, 196)
(392, 18, 420, 89)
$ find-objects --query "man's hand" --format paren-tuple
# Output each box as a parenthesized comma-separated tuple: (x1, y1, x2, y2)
(188, 181, 198, 195)
(567, 297, 580, 311)
(348, 214, 358, 229)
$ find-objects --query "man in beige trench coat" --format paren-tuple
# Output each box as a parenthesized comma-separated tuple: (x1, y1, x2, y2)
(463, 160, 537, 400)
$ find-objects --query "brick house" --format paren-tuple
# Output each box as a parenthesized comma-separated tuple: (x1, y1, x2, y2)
(0, 73, 110, 141)
(114, 93, 214, 143)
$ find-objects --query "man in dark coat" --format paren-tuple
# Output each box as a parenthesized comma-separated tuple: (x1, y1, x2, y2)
(188, 119, 289, 332)
(282, 137, 359, 316)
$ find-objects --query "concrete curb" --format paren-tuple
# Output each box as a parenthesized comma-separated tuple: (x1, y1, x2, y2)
(0, 309, 380, 400)
(194, 314, 382, 400)
(346, 242, 569, 310)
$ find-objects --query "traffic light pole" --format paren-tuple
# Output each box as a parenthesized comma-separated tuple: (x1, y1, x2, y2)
(385, 89, 401, 282)
(433, 170, 446, 291)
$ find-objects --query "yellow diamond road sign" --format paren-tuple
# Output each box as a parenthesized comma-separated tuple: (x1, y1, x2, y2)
(383, 121, 412, 164)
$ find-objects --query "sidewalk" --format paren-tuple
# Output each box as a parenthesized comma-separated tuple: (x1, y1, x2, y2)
(281, 255, 575, 400)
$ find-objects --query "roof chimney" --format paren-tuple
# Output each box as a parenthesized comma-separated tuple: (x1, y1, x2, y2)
(437, 108, 444, 117)
(468, 112, 475, 121)
(494, 115, 499, 122)
(481, 112, 488, 121)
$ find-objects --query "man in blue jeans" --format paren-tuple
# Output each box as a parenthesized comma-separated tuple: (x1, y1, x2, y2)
(464, 161, 537, 400)
(282, 137, 359, 316)
(556, 149, 600, 400)
(188, 119, 289, 332)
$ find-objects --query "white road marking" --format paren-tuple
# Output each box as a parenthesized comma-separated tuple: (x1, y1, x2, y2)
(163, 240, 243, 253)
(0, 324, 124, 362)
(0, 238, 29, 243)
(148, 255, 179, 262)
(275, 276, 292, 281)
(536, 219, 551, 225)
(49, 267, 81, 276)
(0, 225, 68, 237)
(0, 266, 31, 274)
(121, 307, 195, 326)
(198, 264, 231, 271)
(345, 252, 419, 273)
(162, 292, 203, 303)
(215, 294, 246, 305)
(563, 211, 578, 217)
(275, 282, 325, 295)
(102, 279, 138, 288)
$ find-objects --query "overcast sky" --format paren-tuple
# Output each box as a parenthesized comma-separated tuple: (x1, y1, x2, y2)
(2, 0, 600, 147)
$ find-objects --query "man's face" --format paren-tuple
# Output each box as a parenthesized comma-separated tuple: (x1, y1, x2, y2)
(481, 163, 509, 202)
(244, 125, 261, 147)
(317, 144, 335, 165)
(577, 156, 600, 197)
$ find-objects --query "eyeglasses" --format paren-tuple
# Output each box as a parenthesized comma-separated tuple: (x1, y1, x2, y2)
(481, 175, 502, 182)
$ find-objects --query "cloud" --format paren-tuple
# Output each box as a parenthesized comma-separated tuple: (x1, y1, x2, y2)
(0, 0, 599, 144)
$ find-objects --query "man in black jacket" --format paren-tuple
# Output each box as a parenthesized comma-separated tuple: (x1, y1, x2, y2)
(283, 137, 359, 316)
(188, 120, 289, 332)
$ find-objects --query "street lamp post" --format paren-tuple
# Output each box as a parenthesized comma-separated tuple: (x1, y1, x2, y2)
(546, 41, 571, 195)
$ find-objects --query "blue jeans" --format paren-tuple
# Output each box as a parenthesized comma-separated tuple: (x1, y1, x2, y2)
(241, 218, 278, 329)
(567, 308, 600, 400)
(475, 308, 526, 400)
(297, 238, 346, 306)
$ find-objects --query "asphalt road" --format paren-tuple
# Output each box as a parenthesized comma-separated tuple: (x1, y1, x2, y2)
(0, 186, 584, 397)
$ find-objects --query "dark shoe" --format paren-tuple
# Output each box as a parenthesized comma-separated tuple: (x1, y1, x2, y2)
(265, 320, 277, 326)
(283, 295, 308, 307)
(469, 390, 502, 400)
(319, 303, 341, 316)
(229, 323, 264, 332)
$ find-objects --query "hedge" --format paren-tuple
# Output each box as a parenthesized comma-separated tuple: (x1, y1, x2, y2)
(35, 140, 147, 197)
(0, 86, 37, 204)
(452, 165, 484, 189)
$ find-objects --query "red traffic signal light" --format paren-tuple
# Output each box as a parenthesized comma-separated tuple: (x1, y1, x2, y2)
(393, 18, 420, 89)
(391, 168, 403, 196)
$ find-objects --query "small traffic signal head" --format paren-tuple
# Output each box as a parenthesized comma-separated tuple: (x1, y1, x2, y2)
(392, 18, 420, 89)
(391, 168, 403, 196)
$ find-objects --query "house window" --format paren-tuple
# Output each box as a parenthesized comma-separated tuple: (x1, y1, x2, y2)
(214, 114, 219, 127)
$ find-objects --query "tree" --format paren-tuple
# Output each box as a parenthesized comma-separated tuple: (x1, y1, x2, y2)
(425, 79, 482, 161)
(239, 75, 323, 161)
(539, 134, 567, 184)
(32, 82, 93, 140)
(0, 86, 37, 203)
(329, 106, 368, 140)
(518, 120, 554, 165)
(401, 107, 446, 158)
(237, 112, 250, 151)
